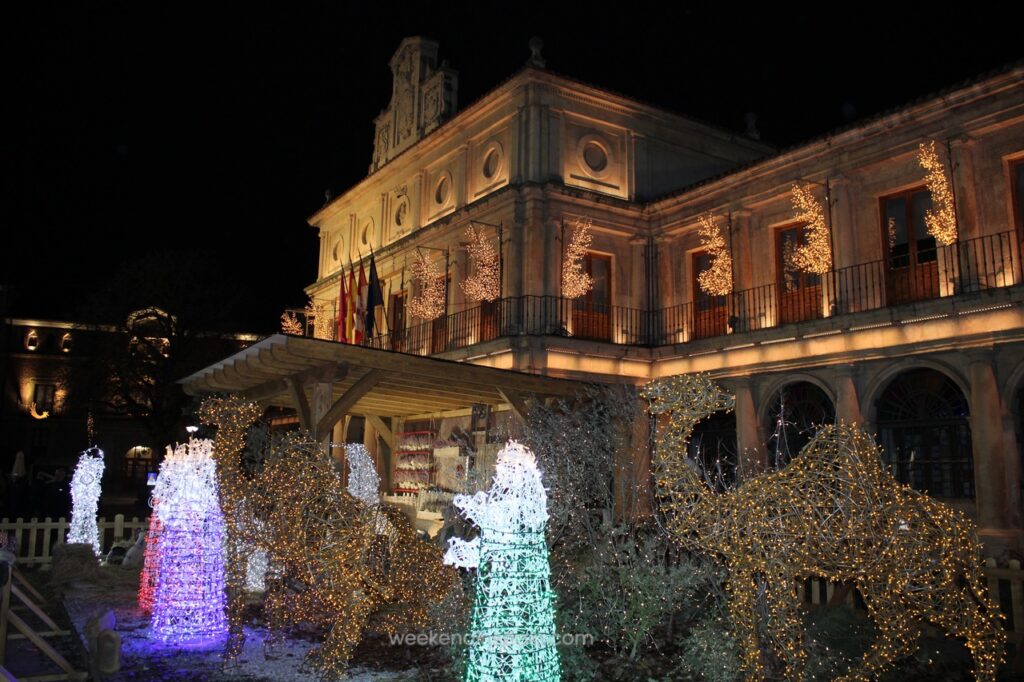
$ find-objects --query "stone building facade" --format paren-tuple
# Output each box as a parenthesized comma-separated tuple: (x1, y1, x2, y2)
(305, 38, 1024, 553)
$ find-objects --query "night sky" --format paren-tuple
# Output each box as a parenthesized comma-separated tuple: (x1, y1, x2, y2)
(3, 2, 1021, 332)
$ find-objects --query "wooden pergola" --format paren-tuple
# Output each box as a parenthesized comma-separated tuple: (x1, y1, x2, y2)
(179, 334, 583, 446)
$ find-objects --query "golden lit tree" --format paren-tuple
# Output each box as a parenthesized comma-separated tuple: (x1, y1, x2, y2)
(696, 213, 732, 296)
(790, 184, 832, 274)
(918, 140, 958, 245)
(461, 225, 500, 302)
(409, 250, 446, 320)
(562, 217, 594, 299)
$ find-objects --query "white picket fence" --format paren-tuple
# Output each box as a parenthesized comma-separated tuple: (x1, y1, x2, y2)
(0, 515, 149, 566)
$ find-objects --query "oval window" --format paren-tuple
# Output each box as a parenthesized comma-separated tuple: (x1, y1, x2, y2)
(434, 174, 450, 205)
(482, 147, 501, 179)
(582, 141, 608, 173)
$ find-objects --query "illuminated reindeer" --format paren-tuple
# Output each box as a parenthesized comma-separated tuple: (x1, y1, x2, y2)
(641, 375, 1005, 682)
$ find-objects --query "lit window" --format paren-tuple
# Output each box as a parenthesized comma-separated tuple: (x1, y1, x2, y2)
(25, 330, 39, 351)
(60, 333, 73, 353)
(33, 384, 56, 414)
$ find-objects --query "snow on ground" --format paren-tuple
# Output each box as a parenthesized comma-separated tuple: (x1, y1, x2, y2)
(60, 566, 416, 681)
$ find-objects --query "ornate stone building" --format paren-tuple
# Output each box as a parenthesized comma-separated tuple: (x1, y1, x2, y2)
(295, 40, 1024, 552)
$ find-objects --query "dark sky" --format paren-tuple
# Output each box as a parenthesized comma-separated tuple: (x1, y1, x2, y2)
(3, 2, 1021, 332)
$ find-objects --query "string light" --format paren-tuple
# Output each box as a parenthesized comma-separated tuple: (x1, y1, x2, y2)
(918, 140, 958, 245)
(150, 438, 229, 646)
(305, 298, 335, 340)
(198, 396, 263, 657)
(790, 184, 832, 274)
(410, 250, 446, 320)
(562, 217, 594, 299)
(66, 447, 105, 555)
(642, 374, 1005, 681)
(346, 442, 381, 506)
(461, 225, 500, 302)
(250, 431, 457, 677)
(138, 504, 162, 612)
(280, 310, 303, 335)
(696, 213, 732, 296)
(444, 441, 561, 681)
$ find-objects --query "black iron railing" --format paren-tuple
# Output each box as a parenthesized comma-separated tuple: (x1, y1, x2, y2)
(289, 230, 1020, 354)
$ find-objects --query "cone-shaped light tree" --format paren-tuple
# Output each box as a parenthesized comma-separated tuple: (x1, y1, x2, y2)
(444, 441, 560, 682)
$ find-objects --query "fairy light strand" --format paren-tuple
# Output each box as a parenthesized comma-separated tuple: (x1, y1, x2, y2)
(641, 374, 1005, 681)
(409, 250, 446, 320)
(150, 438, 229, 646)
(66, 447, 105, 555)
(461, 225, 500, 302)
(790, 184, 832, 274)
(696, 213, 733, 296)
(562, 217, 594, 300)
(444, 441, 561, 681)
(918, 140, 958, 246)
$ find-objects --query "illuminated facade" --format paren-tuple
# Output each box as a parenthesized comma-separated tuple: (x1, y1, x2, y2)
(0, 314, 256, 516)
(303, 40, 1024, 552)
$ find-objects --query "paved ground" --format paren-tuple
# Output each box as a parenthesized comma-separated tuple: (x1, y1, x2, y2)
(54, 566, 416, 681)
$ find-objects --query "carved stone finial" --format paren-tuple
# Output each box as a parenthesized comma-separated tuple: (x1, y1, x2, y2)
(528, 36, 545, 69)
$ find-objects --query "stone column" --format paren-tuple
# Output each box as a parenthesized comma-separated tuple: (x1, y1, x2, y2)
(312, 381, 334, 447)
(733, 376, 764, 480)
(833, 364, 863, 427)
(1001, 414, 1023, 531)
(614, 393, 654, 522)
(950, 135, 981, 240)
(967, 348, 1011, 534)
(731, 209, 754, 291)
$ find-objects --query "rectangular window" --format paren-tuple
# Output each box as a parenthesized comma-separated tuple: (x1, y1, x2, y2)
(691, 251, 728, 339)
(776, 225, 823, 325)
(571, 252, 612, 341)
(33, 384, 56, 413)
(1012, 159, 1024, 246)
(881, 187, 940, 305)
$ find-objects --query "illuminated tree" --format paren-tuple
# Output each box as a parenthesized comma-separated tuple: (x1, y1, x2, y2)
(445, 441, 560, 682)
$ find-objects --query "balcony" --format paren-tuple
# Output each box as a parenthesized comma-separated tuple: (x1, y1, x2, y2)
(289, 230, 1021, 355)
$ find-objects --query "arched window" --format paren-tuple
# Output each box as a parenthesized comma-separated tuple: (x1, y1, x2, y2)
(876, 368, 973, 498)
(123, 446, 154, 482)
(688, 410, 736, 491)
(764, 381, 835, 468)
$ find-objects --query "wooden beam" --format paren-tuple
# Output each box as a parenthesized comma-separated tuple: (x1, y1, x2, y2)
(315, 370, 384, 440)
(242, 362, 348, 401)
(285, 377, 311, 430)
(497, 387, 532, 425)
(365, 414, 395, 450)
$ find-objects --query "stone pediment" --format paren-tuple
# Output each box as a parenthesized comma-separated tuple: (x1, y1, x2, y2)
(370, 37, 458, 174)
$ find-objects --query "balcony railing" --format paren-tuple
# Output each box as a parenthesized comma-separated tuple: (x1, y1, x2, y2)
(288, 230, 1020, 354)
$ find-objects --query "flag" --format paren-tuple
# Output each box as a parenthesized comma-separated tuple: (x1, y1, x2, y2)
(345, 263, 357, 343)
(354, 258, 368, 344)
(365, 249, 385, 337)
(336, 267, 347, 343)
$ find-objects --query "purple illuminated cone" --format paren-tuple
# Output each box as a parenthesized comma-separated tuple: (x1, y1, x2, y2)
(150, 439, 228, 645)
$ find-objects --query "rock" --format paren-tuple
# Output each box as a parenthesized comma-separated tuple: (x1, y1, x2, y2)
(51, 543, 101, 584)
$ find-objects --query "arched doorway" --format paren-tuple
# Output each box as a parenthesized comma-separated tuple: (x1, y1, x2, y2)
(763, 381, 835, 468)
(875, 368, 973, 498)
(688, 410, 737, 490)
